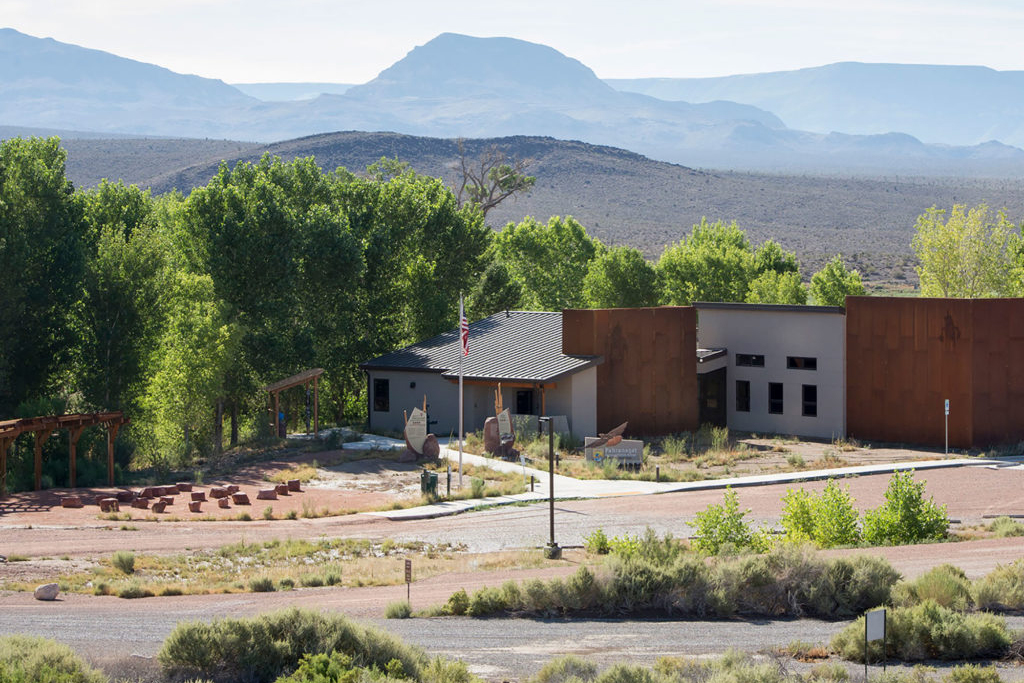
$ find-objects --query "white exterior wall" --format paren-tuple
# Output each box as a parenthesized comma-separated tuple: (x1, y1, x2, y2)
(366, 369, 598, 439)
(697, 307, 845, 439)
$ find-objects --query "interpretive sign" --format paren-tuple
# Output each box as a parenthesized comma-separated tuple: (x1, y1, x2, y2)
(866, 608, 886, 642)
(405, 408, 427, 454)
(585, 437, 643, 465)
(497, 409, 513, 439)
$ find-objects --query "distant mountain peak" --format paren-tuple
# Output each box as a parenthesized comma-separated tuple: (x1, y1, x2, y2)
(346, 32, 614, 101)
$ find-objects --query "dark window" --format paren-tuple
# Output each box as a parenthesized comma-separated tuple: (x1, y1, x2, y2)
(373, 378, 390, 412)
(802, 384, 818, 417)
(736, 353, 765, 367)
(736, 380, 750, 412)
(516, 390, 534, 415)
(768, 382, 784, 414)
(787, 356, 817, 370)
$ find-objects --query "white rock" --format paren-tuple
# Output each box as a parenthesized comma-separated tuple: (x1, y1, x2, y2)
(33, 583, 59, 601)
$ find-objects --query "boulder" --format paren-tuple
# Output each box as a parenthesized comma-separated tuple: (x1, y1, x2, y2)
(162, 485, 179, 495)
(115, 490, 135, 503)
(256, 489, 277, 500)
(231, 492, 250, 505)
(274, 484, 290, 496)
(287, 479, 302, 492)
(190, 491, 207, 502)
(131, 498, 150, 509)
(98, 498, 119, 513)
(140, 487, 158, 498)
(209, 487, 229, 499)
(33, 583, 59, 601)
(175, 482, 193, 492)
(217, 497, 230, 508)
(150, 486, 166, 497)
(150, 501, 167, 514)
(397, 447, 417, 462)
(483, 417, 501, 454)
(160, 496, 174, 506)
(60, 496, 83, 508)
(422, 433, 441, 460)
(188, 501, 202, 513)
(225, 484, 240, 494)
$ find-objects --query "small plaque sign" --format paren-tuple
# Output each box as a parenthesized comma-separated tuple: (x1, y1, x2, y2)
(404, 559, 412, 584)
(497, 409, 513, 439)
(406, 408, 427, 454)
(585, 437, 643, 465)
(866, 608, 886, 642)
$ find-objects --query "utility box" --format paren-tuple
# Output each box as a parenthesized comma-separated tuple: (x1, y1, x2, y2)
(420, 470, 438, 496)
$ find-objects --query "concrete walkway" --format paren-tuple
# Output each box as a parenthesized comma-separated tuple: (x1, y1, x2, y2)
(366, 439, 1013, 520)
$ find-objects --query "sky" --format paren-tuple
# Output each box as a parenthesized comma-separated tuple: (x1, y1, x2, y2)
(3, 0, 1023, 84)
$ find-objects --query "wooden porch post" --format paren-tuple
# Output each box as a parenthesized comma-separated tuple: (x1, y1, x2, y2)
(313, 374, 320, 440)
(107, 421, 121, 486)
(33, 430, 52, 490)
(0, 437, 11, 497)
(68, 426, 84, 489)
(274, 391, 280, 438)
(540, 385, 547, 416)
(304, 382, 310, 436)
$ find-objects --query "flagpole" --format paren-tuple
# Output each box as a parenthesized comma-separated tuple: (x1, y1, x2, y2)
(458, 294, 465, 489)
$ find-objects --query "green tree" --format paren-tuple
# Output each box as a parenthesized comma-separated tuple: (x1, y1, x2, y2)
(492, 215, 603, 310)
(455, 140, 535, 218)
(754, 239, 800, 275)
(583, 245, 661, 308)
(911, 204, 1022, 298)
(692, 488, 754, 554)
(0, 137, 87, 414)
(862, 471, 949, 546)
(809, 255, 866, 306)
(657, 219, 755, 305)
(466, 261, 523, 320)
(746, 270, 807, 304)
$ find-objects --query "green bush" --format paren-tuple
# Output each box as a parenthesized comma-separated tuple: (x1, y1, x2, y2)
(892, 564, 972, 610)
(385, 600, 412, 619)
(972, 560, 1024, 611)
(466, 585, 509, 616)
(583, 528, 610, 554)
(0, 635, 107, 683)
(249, 576, 276, 592)
(531, 655, 598, 683)
(692, 488, 754, 554)
(831, 600, 1011, 662)
(112, 549, 136, 574)
(806, 554, 899, 618)
(780, 480, 860, 548)
(987, 516, 1024, 537)
(469, 477, 485, 498)
(444, 589, 470, 616)
(862, 471, 949, 545)
(117, 581, 154, 599)
(158, 608, 428, 683)
(943, 664, 1003, 683)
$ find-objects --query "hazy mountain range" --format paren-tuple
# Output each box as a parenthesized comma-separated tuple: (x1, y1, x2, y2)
(3, 27, 1024, 175)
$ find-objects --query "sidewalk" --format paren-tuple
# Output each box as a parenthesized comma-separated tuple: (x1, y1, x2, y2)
(366, 441, 1010, 521)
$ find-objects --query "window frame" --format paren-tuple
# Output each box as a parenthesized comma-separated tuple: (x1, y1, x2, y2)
(786, 356, 818, 371)
(372, 378, 390, 412)
(735, 379, 751, 412)
(802, 384, 818, 417)
(736, 353, 765, 367)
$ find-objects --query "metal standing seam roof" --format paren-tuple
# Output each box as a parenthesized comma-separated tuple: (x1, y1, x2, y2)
(359, 310, 601, 383)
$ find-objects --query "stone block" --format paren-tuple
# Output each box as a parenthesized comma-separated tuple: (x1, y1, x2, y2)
(191, 491, 206, 502)
(188, 501, 202, 513)
(60, 496, 83, 508)
(217, 497, 230, 508)
(231, 492, 250, 505)
(274, 484, 290, 496)
(140, 487, 158, 498)
(422, 433, 440, 460)
(287, 479, 301, 492)
(209, 487, 229, 499)
(115, 490, 135, 503)
(34, 583, 59, 601)
(131, 498, 149, 509)
(226, 484, 240, 494)
(150, 501, 167, 513)
(175, 482, 193, 492)
(98, 498, 119, 513)
(162, 485, 179, 495)
(256, 489, 277, 500)
(160, 496, 174, 506)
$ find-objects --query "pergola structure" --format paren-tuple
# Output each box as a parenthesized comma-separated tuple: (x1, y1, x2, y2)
(0, 412, 129, 495)
(265, 368, 323, 439)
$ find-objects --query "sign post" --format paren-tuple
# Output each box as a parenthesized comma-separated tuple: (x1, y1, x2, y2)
(405, 559, 412, 602)
(944, 399, 950, 456)
(864, 608, 886, 681)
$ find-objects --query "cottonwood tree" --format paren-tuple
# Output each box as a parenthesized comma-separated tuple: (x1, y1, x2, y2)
(657, 219, 756, 305)
(809, 255, 866, 306)
(911, 204, 1022, 298)
(746, 270, 807, 304)
(583, 245, 661, 308)
(454, 139, 535, 218)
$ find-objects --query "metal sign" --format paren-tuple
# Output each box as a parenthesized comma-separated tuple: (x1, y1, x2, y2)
(866, 608, 885, 641)
(404, 559, 412, 583)
(944, 399, 950, 416)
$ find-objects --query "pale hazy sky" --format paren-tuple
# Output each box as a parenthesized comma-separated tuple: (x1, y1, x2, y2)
(4, 0, 1023, 83)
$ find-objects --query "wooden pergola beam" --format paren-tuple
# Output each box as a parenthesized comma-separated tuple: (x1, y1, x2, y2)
(265, 369, 324, 440)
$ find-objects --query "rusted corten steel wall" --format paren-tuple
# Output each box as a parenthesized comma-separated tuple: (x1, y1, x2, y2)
(846, 297, 1024, 448)
(563, 307, 698, 435)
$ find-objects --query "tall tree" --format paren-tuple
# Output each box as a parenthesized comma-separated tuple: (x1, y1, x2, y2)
(0, 137, 87, 414)
(454, 140, 535, 218)
(809, 255, 866, 306)
(746, 270, 807, 304)
(583, 245, 661, 308)
(492, 215, 603, 311)
(657, 218, 755, 305)
(911, 204, 1022, 298)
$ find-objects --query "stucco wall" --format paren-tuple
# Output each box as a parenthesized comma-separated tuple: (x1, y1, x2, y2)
(697, 305, 846, 439)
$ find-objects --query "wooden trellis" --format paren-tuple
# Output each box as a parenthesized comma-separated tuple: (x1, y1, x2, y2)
(265, 368, 324, 439)
(0, 412, 129, 495)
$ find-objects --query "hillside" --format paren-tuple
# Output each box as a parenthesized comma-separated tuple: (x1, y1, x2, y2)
(608, 63, 1024, 148)
(48, 131, 1024, 288)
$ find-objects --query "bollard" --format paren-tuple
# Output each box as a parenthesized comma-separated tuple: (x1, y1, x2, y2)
(530, 475, 534, 492)
(656, 466, 660, 482)
(447, 464, 451, 498)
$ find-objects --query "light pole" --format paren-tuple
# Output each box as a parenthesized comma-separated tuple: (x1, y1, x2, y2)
(538, 416, 560, 559)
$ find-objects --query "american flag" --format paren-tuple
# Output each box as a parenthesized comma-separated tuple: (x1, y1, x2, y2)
(459, 296, 469, 357)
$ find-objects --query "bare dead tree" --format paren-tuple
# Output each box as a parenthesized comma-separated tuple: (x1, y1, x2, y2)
(454, 139, 536, 218)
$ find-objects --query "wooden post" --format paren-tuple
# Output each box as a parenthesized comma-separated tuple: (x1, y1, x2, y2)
(33, 430, 52, 491)
(540, 385, 547, 416)
(313, 374, 320, 440)
(274, 391, 281, 438)
(214, 399, 223, 455)
(304, 382, 310, 435)
(107, 421, 121, 486)
(68, 426, 84, 489)
(0, 437, 10, 497)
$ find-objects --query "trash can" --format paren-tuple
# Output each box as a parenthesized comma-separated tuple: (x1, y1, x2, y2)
(420, 470, 438, 496)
